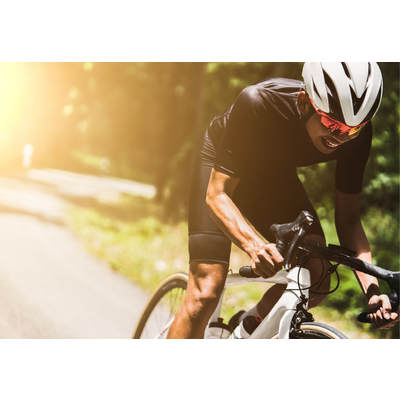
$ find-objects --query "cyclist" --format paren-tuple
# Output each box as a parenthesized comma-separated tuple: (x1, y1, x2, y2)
(167, 62, 400, 338)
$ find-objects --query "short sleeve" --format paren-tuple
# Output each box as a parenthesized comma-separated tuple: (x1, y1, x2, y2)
(335, 122, 372, 194)
(213, 86, 269, 178)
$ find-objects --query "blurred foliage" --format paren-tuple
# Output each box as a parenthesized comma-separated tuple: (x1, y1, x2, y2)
(67, 194, 272, 331)
(0, 62, 398, 338)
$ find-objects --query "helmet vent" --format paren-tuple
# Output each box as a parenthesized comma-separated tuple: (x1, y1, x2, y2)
(350, 86, 367, 115)
(312, 78, 321, 100)
(341, 63, 351, 79)
(322, 70, 342, 117)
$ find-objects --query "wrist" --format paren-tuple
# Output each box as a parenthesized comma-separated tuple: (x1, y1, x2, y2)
(365, 283, 381, 302)
(354, 270, 380, 302)
(243, 237, 267, 259)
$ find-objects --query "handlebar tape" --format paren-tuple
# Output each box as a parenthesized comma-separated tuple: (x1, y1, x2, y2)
(239, 266, 259, 278)
(357, 312, 371, 323)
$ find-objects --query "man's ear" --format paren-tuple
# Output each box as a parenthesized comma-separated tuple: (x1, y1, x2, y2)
(297, 91, 311, 115)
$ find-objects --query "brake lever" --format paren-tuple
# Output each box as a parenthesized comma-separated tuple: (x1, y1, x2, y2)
(282, 226, 308, 271)
(270, 211, 314, 271)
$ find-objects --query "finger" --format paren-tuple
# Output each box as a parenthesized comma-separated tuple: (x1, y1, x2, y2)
(379, 306, 391, 320)
(371, 311, 393, 329)
(259, 260, 280, 278)
(376, 310, 389, 328)
(391, 306, 400, 323)
(266, 246, 284, 265)
(251, 260, 270, 279)
(376, 309, 389, 324)
(369, 313, 379, 329)
(380, 298, 392, 320)
(254, 269, 269, 279)
(370, 312, 385, 329)
(257, 253, 278, 275)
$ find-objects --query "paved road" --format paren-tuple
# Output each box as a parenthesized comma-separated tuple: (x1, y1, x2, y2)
(0, 169, 155, 338)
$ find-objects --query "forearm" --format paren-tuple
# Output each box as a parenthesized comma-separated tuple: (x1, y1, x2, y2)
(336, 219, 380, 300)
(207, 191, 265, 257)
(206, 169, 283, 279)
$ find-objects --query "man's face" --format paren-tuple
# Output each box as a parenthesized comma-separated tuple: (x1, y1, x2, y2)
(305, 113, 361, 154)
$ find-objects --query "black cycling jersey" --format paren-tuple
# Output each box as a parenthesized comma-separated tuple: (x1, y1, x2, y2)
(209, 78, 372, 194)
(188, 77, 372, 266)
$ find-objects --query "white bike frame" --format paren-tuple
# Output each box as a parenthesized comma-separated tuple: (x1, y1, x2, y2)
(204, 266, 311, 339)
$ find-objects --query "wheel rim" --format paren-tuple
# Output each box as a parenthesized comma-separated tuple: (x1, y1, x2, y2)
(139, 282, 187, 339)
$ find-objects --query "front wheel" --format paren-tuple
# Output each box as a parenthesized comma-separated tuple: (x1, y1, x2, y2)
(133, 273, 188, 339)
(270, 322, 348, 339)
(293, 322, 348, 339)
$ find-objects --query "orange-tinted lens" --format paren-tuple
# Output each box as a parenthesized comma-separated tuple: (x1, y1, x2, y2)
(321, 115, 366, 135)
(320, 116, 346, 133)
(347, 124, 365, 136)
(310, 99, 367, 136)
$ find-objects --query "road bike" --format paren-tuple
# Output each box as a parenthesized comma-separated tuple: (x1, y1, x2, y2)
(133, 211, 399, 339)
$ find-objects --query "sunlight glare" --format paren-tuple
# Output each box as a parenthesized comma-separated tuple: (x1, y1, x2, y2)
(0, 63, 28, 133)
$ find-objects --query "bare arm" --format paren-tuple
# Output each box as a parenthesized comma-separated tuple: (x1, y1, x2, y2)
(206, 168, 283, 278)
(335, 189, 399, 328)
(335, 190, 376, 295)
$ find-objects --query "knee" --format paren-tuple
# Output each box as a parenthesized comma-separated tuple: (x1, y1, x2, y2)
(308, 292, 327, 309)
(309, 274, 331, 308)
(185, 263, 227, 319)
(189, 278, 224, 313)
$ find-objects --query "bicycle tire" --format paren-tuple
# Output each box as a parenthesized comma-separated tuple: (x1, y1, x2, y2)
(269, 322, 348, 339)
(133, 273, 188, 339)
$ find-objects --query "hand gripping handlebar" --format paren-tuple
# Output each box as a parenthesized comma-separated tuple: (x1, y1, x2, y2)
(239, 211, 314, 278)
(269, 210, 314, 271)
(239, 211, 399, 327)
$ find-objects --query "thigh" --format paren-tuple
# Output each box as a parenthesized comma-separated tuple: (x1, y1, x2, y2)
(187, 262, 229, 298)
(233, 170, 324, 243)
(188, 150, 231, 266)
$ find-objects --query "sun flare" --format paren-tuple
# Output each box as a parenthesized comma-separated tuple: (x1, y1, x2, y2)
(0, 63, 29, 134)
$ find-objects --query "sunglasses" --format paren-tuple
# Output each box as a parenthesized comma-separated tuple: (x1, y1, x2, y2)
(310, 99, 367, 136)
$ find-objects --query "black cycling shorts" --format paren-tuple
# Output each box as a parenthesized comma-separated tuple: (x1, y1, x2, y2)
(188, 137, 324, 266)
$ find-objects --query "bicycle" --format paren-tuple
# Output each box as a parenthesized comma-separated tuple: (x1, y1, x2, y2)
(133, 211, 399, 339)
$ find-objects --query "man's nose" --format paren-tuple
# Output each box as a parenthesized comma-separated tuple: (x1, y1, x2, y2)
(332, 131, 351, 143)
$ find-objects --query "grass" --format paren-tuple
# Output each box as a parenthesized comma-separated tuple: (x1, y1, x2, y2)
(67, 195, 187, 292)
(66, 193, 379, 338)
(66, 194, 272, 324)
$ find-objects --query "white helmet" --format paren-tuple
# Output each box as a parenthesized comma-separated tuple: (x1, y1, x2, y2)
(302, 62, 383, 127)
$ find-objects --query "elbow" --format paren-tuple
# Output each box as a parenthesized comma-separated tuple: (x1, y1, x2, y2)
(205, 188, 215, 215)
(205, 169, 238, 218)
(206, 184, 223, 219)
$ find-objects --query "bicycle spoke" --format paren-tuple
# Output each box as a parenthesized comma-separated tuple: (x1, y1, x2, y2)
(135, 279, 187, 339)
